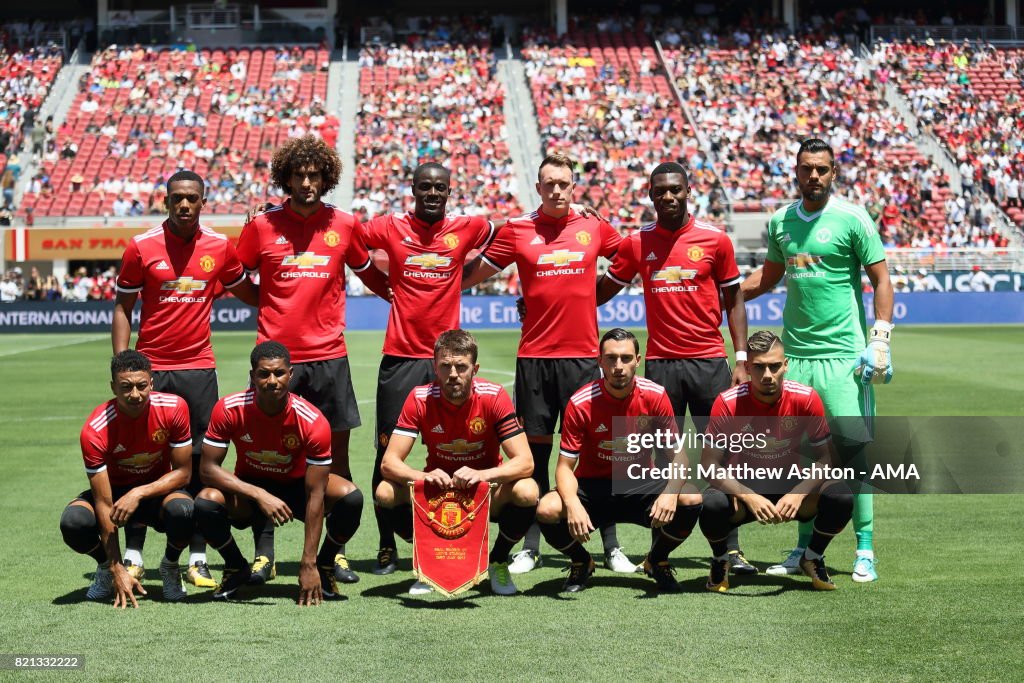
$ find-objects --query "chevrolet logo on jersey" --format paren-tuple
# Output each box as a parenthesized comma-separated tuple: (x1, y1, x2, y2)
(405, 253, 453, 269)
(282, 252, 331, 268)
(651, 266, 697, 283)
(598, 437, 631, 454)
(160, 277, 208, 293)
(246, 450, 293, 465)
(786, 253, 824, 269)
(537, 250, 585, 267)
(119, 451, 162, 471)
(437, 439, 484, 455)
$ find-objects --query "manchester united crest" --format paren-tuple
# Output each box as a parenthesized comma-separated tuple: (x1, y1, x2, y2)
(199, 255, 216, 273)
(781, 416, 799, 433)
(379, 433, 389, 447)
(323, 230, 341, 247)
(687, 245, 705, 262)
(283, 433, 300, 450)
(425, 489, 479, 539)
(443, 233, 460, 249)
(575, 230, 592, 246)
(151, 428, 168, 444)
(468, 416, 487, 435)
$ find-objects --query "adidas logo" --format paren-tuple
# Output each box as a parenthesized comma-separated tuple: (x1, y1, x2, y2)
(113, 444, 126, 453)
(530, 235, 544, 245)
(275, 235, 288, 245)
(240, 433, 253, 443)
(155, 260, 170, 270)
(645, 251, 658, 261)
(431, 424, 445, 434)
(595, 423, 608, 433)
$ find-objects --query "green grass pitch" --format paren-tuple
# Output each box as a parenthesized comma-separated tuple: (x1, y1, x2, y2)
(0, 326, 1021, 681)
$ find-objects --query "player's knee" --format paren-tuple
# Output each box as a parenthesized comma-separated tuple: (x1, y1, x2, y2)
(678, 492, 703, 508)
(820, 480, 853, 514)
(700, 487, 730, 516)
(60, 503, 97, 551)
(335, 486, 364, 512)
(535, 492, 563, 523)
(512, 477, 540, 506)
(195, 487, 225, 506)
(374, 481, 397, 508)
(161, 496, 194, 522)
(193, 494, 226, 519)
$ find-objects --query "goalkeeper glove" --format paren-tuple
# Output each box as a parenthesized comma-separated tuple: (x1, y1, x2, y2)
(853, 320, 894, 385)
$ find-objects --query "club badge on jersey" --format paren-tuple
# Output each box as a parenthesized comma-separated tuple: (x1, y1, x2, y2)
(411, 481, 492, 597)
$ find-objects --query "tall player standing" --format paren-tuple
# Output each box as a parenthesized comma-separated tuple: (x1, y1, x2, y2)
(742, 138, 894, 582)
(112, 170, 256, 588)
(595, 162, 756, 576)
(462, 154, 636, 575)
(359, 163, 503, 575)
(236, 136, 389, 585)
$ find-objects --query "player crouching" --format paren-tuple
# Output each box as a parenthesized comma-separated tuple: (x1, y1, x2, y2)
(699, 331, 853, 591)
(376, 329, 538, 596)
(536, 328, 703, 594)
(194, 342, 363, 605)
(59, 350, 195, 607)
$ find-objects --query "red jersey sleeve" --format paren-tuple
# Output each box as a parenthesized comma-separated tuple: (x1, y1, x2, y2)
(490, 388, 524, 443)
(393, 389, 423, 439)
(805, 390, 831, 446)
(203, 398, 233, 448)
(345, 218, 373, 271)
(714, 231, 741, 286)
(480, 222, 515, 271)
(80, 422, 108, 474)
(219, 241, 247, 289)
(169, 399, 192, 449)
(705, 394, 732, 438)
(115, 239, 145, 293)
(360, 215, 388, 250)
(305, 413, 333, 467)
(606, 233, 639, 287)
(235, 220, 261, 271)
(558, 400, 585, 460)
(472, 216, 497, 250)
(598, 220, 622, 259)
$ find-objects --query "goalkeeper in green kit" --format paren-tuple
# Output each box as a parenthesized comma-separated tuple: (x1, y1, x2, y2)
(742, 139, 893, 582)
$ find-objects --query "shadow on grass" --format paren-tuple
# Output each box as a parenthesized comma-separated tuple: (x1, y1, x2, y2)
(359, 580, 483, 608)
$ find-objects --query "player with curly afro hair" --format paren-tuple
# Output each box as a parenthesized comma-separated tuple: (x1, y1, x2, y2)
(270, 134, 342, 198)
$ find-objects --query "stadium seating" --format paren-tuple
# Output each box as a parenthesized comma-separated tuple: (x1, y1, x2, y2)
(885, 41, 1024, 229)
(19, 44, 332, 218)
(664, 37, 1014, 248)
(0, 46, 62, 176)
(352, 42, 522, 221)
(523, 28, 726, 231)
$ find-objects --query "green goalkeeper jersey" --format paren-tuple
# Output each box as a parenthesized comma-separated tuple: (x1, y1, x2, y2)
(766, 197, 887, 359)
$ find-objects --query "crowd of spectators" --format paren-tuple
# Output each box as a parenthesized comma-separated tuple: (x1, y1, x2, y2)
(880, 39, 1024, 230)
(665, 33, 1014, 248)
(353, 31, 521, 221)
(522, 28, 727, 231)
(20, 44, 334, 218)
(0, 265, 117, 302)
(0, 44, 62, 181)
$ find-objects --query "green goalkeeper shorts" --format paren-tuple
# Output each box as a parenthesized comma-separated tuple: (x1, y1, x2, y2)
(786, 356, 875, 444)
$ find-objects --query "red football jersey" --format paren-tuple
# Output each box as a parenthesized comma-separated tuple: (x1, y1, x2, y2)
(707, 380, 830, 469)
(362, 212, 494, 358)
(80, 392, 191, 487)
(482, 209, 621, 358)
(393, 378, 523, 474)
(204, 390, 332, 483)
(606, 217, 740, 359)
(559, 377, 677, 479)
(236, 201, 372, 363)
(116, 222, 246, 370)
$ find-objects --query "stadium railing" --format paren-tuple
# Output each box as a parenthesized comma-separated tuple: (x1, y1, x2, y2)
(738, 246, 1024, 272)
(870, 25, 1023, 45)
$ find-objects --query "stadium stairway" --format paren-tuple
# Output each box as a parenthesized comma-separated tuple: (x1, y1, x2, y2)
(331, 51, 359, 210)
(499, 46, 543, 210)
(12, 47, 93, 211)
